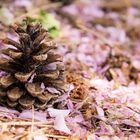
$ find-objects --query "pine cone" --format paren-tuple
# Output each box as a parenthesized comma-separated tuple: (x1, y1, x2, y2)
(0, 23, 66, 110)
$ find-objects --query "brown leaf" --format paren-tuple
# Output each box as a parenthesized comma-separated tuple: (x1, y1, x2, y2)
(91, 17, 115, 27)
(101, 0, 130, 11)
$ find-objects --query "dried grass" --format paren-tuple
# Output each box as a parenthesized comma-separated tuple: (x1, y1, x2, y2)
(0, 106, 73, 140)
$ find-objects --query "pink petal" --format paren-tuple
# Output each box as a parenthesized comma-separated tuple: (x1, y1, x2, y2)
(45, 63, 57, 70)
(46, 87, 61, 94)
(47, 108, 70, 117)
(67, 99, 74, 110)
(112, 136, 121, 140)
(96, 106, 106, 121)
(19, 110, 47, 122)
(120, 119, 140, 127)
(47, 108, 71, 134)
(96, 106, 104, 117)
(0, 106, 19, 114)
(90, 78, 112, 90)
(41, 82, 45, 90)
(54, 115, 71, 134)
(33, 135, 48, 140)
(28, 73, 36, 83)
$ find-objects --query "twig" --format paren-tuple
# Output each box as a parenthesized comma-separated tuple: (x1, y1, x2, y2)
(44, 134, 69, 139)
(30, 105, 35, 139)
(0, 121, 53, 126)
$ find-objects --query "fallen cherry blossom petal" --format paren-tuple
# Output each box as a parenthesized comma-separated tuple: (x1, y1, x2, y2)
(33, 135, 48, 140)
(47, 108, 70, 117)
(19, 110, 47, 122)
(96, 106, 106, 121)
(47, 108, 71, 134)
(0, 106, 19, 115)
(46, 87, 61, 94)
(54, 114, 71, 134)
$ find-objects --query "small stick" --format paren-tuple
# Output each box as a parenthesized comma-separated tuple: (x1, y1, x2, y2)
(29, 105, 35, 139)
(0, 121, 53, 126)
(44, 134, 69, 139)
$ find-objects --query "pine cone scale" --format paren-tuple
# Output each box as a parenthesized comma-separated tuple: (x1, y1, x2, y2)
(19, 95, 35, 108)
(39, 70, 60, 79)
(7, 87, 23, 102)
(26, 83, 43, 97)
(0, 90, 6, 97)
(7, 99, 18, 107)
(3, 38, 21, 50)
(0, 75, 15, 88)
(15, 71, 33, 82)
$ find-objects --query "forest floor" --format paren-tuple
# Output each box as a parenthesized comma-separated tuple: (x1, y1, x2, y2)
(0, 0, 140, 139)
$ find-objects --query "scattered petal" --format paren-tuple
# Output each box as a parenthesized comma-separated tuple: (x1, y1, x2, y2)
(47, 108, 71, 134)
(19, 110, 47, 122)
(33, 135, 48, 140)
